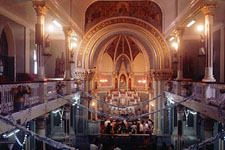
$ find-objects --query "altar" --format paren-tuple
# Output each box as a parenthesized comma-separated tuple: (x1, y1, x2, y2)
(104, 90, 142, 116)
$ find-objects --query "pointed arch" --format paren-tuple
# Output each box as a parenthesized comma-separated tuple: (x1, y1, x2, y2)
(3, 23, 16, 57)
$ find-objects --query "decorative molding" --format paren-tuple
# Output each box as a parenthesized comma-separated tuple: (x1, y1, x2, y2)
(77, 17, 170, 68)
(63, 27, 72, 37)
(33, 1, 48, 16)
(201, 3, 217, 16)
(150, 69, 173, 80)
(74, 69, 95, 80)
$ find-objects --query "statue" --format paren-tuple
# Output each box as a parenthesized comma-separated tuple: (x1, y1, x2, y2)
(199, 35, 205, 56)
(55, 52, 65, 78)
(119, 74, 127, 91)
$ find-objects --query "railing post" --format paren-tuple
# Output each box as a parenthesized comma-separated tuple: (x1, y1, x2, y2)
(39, 82, 48, 103)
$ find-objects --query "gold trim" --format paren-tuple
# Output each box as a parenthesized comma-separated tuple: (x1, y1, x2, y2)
(78, 18, 169, 68)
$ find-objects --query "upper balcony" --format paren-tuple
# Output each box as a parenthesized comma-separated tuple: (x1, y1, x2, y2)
(165, 80, 225, 123)
(0, 79, 78, 134)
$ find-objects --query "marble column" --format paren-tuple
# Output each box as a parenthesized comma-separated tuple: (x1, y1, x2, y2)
(33, 1, 47, 80)
(157, 80, 162, 135)
(152, 78, 158, 134)
(36, 116, 46, 150)
(177, 105, 184, 150)
(63, 27, 72, 80)
(175, 28, 185, 81)
(201, 4, 216, 82)
(64, 104, 71, 135)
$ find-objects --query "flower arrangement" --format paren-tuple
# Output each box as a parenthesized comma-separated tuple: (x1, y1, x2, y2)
(56, 81, 65, 95)
(12, 85, 31, 111)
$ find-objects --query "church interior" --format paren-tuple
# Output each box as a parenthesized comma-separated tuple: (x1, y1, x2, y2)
(0, 0, 225, 150)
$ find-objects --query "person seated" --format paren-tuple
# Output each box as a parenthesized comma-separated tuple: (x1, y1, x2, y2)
(131, 122, 137, 134)
(90, 139, 98, 150)
(105, 122, 112, 134)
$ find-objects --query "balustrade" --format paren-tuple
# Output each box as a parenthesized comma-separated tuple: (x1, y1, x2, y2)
(0, 80, 77, 115)
(168, 81, 225, 108)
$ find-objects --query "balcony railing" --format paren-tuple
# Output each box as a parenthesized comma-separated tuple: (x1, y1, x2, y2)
(168, 80, 225, 107)
(0, 80, 77, 115)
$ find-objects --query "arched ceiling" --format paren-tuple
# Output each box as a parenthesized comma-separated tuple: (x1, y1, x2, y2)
(85, 1, 162, 32)
(104, 34, 141, 61)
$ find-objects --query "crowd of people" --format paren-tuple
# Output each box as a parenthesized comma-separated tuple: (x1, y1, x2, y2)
(102, 118, 154, 134)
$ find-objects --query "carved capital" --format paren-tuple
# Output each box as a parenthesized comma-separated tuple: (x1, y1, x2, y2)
(175, 27, 185, 38)
(201, 3, 217, 16)
(33, 1, 48, 16)
(63, 27, 72, 37)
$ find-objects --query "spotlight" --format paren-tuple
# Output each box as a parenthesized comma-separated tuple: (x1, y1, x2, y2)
(91, 101, 96, 107)
(47, 25, 54, 32)
(197, 24, 204, 32)
(172, 42, 178, 50)
(186, 20, 196, 27)
(71, 42, 77, 49)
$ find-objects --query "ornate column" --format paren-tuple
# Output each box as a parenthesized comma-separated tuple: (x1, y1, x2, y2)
(63, 27, 72, 80)
(151, 69, 173, 135)
(36, 116, 46, 150)
(152, 77, 158, 135)
(177, 105, 184, 150)
(33, 1, 47, 80)
(175, 28, 185, 81)
(157, 80, 162, 135)
(64, 104, 71, 135)
(201, 3, 216, 82)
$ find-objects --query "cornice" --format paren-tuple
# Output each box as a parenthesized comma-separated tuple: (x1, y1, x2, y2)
(46, 0, 84, 38)
(0, 6, 35, 31)
(164, 0, 202, 37)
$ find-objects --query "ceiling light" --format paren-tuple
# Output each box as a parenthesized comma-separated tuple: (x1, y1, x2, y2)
(52, 20, 62, 28)
(169, 36, 175, 41)
(71, 36, 78, 41)
(91, 101, 96, 107)
(172, 42, 178, 50)
(71, 42, 77, 49)
(197, 24, 204, 32)
(186, 20, 196, 27)
(47, 25, 54, 32)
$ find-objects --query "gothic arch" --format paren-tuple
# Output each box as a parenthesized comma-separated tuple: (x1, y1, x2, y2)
(76, 17, 171, 70)
(2, 23, 16, 57)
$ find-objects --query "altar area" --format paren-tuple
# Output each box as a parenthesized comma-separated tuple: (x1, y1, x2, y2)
(97, 90, 150, 119)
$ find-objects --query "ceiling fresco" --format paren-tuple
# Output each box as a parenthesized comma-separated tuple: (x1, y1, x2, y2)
(85, 1, 162, 32)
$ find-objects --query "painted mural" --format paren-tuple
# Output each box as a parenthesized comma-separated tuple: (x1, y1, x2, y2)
(85, 1, 162, 32)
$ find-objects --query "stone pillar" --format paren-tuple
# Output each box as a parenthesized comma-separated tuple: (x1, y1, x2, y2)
(152, 78, 158, 134)
(36, 116, 46, 150)
(175, 28, 185, 81)
(218, 123, 224, 150)
(63, 27, 72, 80)
(33, 1, 47, 80)
(201, 3, 216, 82)
(177, 105, 184, 150)
(64, 104, 71, 135)
(157, 80, 162, 135)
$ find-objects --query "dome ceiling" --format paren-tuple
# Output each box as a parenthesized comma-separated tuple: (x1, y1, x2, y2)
(104, 34, 142, 61)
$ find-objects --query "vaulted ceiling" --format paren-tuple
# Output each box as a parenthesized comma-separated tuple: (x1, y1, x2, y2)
(0, 0, 225, 40)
